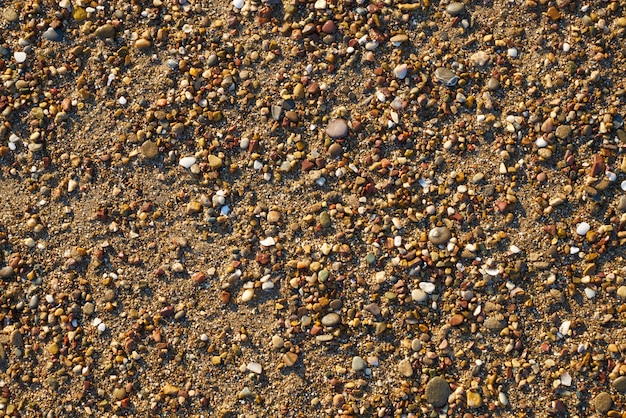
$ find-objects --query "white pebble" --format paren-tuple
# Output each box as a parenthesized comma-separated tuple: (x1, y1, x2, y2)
(393, 63, 408, 79)
(507, 48, 518, 58)
(97, 322, 106, 332)
(14, 51, 27, 63)
(179, 156, 196, 168)
(233, 0, 244, 9)
(560, 371, 572, 386)
(92, 317, 102, 326)
(621, 180, 626, 191)
(411, 288, 428, 303)
(562, 43, 570, 52)
(575, 222, 590, 236)
(419, 282, 436, 294)
(535, 138, 548, 148)
(241, 288, 254, 302)
(118, 96, 127, 105)
(606, 171, 616, 182)
(259, 237, 276, 247)
(584, 287, 596, 299)
(246, 362, 263, 374)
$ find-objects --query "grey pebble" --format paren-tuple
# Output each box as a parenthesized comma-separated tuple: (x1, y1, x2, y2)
(612, 376, 626, 392)
(484, 317, 505, 332)
(321, 312, 340, 327)
(425, 376, 451, 407)
(446, 2, 465, 16)
(351, 356, 366, 371)
(593, 392, 612, 413)
(0, 266, 13, 279)
(43, 28, 62, 42)
(434, 67, 458, 87)
(428, 226, 451, 245)
(617, 196, 626, 212)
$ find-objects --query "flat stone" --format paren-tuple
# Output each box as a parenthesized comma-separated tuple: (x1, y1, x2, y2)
(246, 362, 263, 374)
(398, 359, 413, 377)
(179, 156, 196, 168)
(467, 391, 483, 408)
(141, 140, 158, 158)
(446, 2, 465, 15)
(390, 34, 408, 44)
(555, 125, 572, 139)
(326, 118, 348, 138)
(593, 392, 612, 413)
(95, 24, 115, 39)
(283, 351, 298, 367)
(428, 226, 451, 245)
(351, 356, 366, 371)
(425, 376, 450, 407)
(449, 313, 464, 326)
(612, 376, 626, 392)
(43, 28, 62, 42)
(162, 384, 179, 396)
(394, 63, 408, 79)
(267, 210, 281, 223)
(3, 8, 18, 22)
(484, 317, 505, 332)
(112, 388, 127, 401)
(434, 67, 458, 87)
(321, 312, 340, 327)
(616, 196, 626, 212)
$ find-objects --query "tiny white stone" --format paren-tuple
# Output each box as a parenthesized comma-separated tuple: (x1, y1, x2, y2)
(509, 245, 521, 254)
(247, 362, 263, 374)
(259, 237, 276, 247)
(621, 180, 626, 191)
(233, 0, 244, 9)
(606, 171, 616, 182)
(261, 281, 274, 291)
(535, 138, 548, 148)
(576, 222, 590, 236)
(584, 287, 596, 299)
(97, 322, 106, 332)
(562, 43, 570, 52)
(411, 288, 428, 302)
(419, 282, 436, 294)
(507, 48, 518, 58)
(560, 371, 572, 386)
(179, 156, 196, 168)
(92, 317, 102, 326)
(118, 96, 127, 105)
(14, 51, 27, 63)
(558, 320, 571, 337)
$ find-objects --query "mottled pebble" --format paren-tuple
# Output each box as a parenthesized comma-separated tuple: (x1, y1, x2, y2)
(446, 2, 465, 15)
(428, 226, 451, 245)
(321, 312, 340, 327)
(141, 141, 158, 158)
(398, 359, 413, 377)
(425, 376, 450, 407)
(434, 68, 458, 87)
(0, 266, 14, 279)
(43, 28, 62, 42)
(612, 376, 626, 392)
(593, 392, 612, 413)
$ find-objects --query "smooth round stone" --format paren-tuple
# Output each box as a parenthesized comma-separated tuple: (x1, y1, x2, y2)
(446, 2, 465, 15)
(267, 210, 281, 223)
(233, 0, 244, 9)
(112, 388, 127, 401)
(613, 376, 626, 392)
(555, 125, 572, 139)
(321, 20, 336, 34)
(179, 156, 196, 168)
(487, 77, 500, 90)
(617, 196, 626, 212)
(328, 142, 343, 157)
(393, 63, 408, 79)
(411, 288, 428, 302)
(390, 34, 408, 45)
(470, 50, 490, 66)
(617, 286, 626, 299)
(321, 312, 340, 327)
(467, 391, 483, 408)
(14, 51, 26, 63)
(141, 140, 158, 158)
(3, 8, 18, 22)
(428, 226, 451, 245)
(0, 266, 14, 279)
(535, 138, 548, 148)
(576, 222, 590, 236)
(351, 356, 366, 371)
(326, 118, 348, 138)
(425, 376, 451, 407)
(43, 28, 62, 42)
(434, 67, 458, 87)
(593, 392, 612, 413)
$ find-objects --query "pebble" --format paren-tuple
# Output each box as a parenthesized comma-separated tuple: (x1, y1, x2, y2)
(233, 0, 244, 9)
(208, 155, 223, 169)
(0, 266, 14, 279)
(43, 28, 62, 42)
(484, 317, 505, 332)
(576, 222, 590, 236)
(612, 376, 626, 392)
(141, 141, 158, 158)
(390, 34, 408, 45)
(321, 313, 340, 327)
(617, 286, 626, 299)
(3, 8, 18, 22)
(95, 24, 115, 39)
(470, 50, 490, 66)
(466, 391, 483, 408)
(593, 392, 612, 413)
(398, 359, 413, 377)
(162, 384, 179, 396)
(283, 352, 298, 367)
(112, 388, 127, 401)
(434, 68, 458, 87)
(425, 376, 451, 407)
(246, 362, 263, 374)
(179, 156, 196, 168)
(487, 77, 500, 90)
(267, 210, 281, 223)
(617, 196, 626, 212)
(328, 143, 343, 157)
(14, 51, 26, 63)
(393, 64, 408, 79)
(446, 2, 465, 15)
(351, 356, 366, 371)
(326, 119, 348, 138)
(428, 226, 451, 245)
(555, 125, 572, 139)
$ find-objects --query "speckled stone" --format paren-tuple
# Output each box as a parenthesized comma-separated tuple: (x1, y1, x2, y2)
(425, 376, 450, 407)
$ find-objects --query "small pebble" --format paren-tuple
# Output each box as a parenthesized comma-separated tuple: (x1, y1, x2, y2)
(445, 2, 465, 15)
(179, 156, 196, 168)
(576, 222, 590, 236)
(326, 119, 348, 138)
(428, 226, 451, 245)
(434, 67, 458, 87)
(593, 392, 612, 413)
(425, 376, 451, 407)
(351, 356, 366, 372)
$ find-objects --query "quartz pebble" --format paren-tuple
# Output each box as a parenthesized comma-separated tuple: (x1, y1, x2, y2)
(326, 119, 348, 138)
(351, 356, 366, 371)
(393, 64, 408, 79)
(445, 2, 465, 15)
(434, 68, 458, 87)
(428, 226, 451, 245)
(576, 222, 590, 236)
(179, 156, 196, 168)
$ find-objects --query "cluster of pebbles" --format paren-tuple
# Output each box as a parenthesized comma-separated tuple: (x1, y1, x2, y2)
(1, 0, 626, 416)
